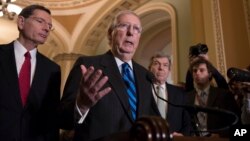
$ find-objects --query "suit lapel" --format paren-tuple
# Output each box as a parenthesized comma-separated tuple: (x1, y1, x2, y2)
(188, 86, 217, 107)
(0, 43, 23, 107)
(187, 91, 196, 105)
(100, 52, 133, 121)
(133, 62, 159, 118)
(25, 52, 44, 109)
(133, 62, 144, 117)
(166, 83, 173, 118)
(207, 86, 217, 107)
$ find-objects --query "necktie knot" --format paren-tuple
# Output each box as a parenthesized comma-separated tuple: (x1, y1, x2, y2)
(157, 86, 164, 97)
(157, 85, 163, 91)
(200, 91, 207, 101)
(122, 63, 130, 74)
(24, 51, 31, 59)
(198, 91, 207, 107)
(201, 91, 206, 97)
(122, 63, 134, 83)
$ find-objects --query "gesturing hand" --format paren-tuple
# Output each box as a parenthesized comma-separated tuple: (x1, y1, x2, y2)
(77, 65, 112, 113)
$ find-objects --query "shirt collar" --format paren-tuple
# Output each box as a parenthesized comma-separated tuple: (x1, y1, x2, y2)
(114, 56, 133, 72)
(195, 85, 210, 96)
(14, 40, 37, 59)
(153, 83, 166, 90)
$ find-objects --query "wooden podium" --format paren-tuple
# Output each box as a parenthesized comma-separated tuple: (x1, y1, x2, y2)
(95, 116, 230, 141)
(173, 135, 229, 141)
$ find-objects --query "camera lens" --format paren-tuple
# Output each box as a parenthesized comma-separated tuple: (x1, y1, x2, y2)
(189, 46, 199, 57)
(189, 43, 208, 57)
(199, 44, 208, 54)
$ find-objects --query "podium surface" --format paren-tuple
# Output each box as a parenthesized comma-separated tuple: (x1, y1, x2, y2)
(173, 135, 229, 141)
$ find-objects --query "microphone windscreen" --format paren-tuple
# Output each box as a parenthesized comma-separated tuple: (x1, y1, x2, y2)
(227, 67, 250, 82)
(146, 71, 155, 83)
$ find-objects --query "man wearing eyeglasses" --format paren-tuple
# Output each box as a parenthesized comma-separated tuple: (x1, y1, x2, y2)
(59, 10, 159, 141)
(148, 53, 191, 136)
(0, 4, 61, 141)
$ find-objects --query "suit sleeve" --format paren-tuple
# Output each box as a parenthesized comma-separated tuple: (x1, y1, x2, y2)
(211, 65, 229, 90)
(59, 58, 83, 130)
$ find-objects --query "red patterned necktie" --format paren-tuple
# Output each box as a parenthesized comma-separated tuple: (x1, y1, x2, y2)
(19, 52, 31, 106)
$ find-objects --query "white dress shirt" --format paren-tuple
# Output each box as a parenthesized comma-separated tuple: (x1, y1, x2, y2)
(14, 40, 37, 84)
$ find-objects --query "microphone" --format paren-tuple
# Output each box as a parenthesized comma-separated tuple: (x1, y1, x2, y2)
(146, 72, 239, 135)
(227, 67, 250, 82)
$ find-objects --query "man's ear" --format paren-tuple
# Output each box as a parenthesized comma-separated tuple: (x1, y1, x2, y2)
(17, 16, 25, 30)
(208, 71, 213, 80)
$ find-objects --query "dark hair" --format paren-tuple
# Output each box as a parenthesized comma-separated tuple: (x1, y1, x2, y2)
(247, 65, 250, 71)
(19, 4, 51, 18)
(189, 57, 213, 80)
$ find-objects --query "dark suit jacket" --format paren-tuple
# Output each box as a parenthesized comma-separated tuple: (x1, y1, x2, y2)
(59, 51, 159, 141)
(186, 86, 241, 137)
(165, 83, 191, 135)
(0, 42, 61, 141)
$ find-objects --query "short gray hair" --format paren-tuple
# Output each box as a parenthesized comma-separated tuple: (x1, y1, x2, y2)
(148, 52, 172, 69)
(107, 10, 141, 45)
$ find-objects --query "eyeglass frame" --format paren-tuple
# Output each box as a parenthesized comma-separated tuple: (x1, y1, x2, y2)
(27, 16, 54, 31)
(115, 22, 142, 34)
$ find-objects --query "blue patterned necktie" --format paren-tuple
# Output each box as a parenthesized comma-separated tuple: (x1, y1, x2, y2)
(122, 63, 137, 120)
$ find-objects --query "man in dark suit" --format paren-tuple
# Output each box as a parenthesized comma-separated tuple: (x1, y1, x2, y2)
(59, 10, 159, 141)
(185, 43, 228, 92)
(148, 53, 191, 136)
(0, 5, 61, 141)
(187, 58, 240, 137)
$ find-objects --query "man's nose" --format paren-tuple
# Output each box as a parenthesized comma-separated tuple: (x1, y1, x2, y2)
(127, 25, 134, 35)
(158, 65, 164, 70)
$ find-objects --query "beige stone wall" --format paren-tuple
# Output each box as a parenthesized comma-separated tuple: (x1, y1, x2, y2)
(1, 0, 249, 93)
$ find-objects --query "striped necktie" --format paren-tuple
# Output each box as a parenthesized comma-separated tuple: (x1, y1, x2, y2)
(122, 63, 137, 120)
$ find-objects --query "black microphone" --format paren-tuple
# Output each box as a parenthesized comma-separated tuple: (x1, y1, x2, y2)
(227, 67, 250, 82)
(146, 71, 238, 116)
(146, 72, 239, 135)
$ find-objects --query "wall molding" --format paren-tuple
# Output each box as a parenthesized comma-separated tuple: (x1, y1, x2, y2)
(243, 0, 250, 48)
(211, 0, 227, 76)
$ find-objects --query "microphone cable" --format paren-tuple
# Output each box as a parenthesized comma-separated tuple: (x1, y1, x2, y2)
(147, 72, 239, 136)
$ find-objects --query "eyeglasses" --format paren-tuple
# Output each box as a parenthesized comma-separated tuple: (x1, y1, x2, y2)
(29, 16, 54, 31)
(115, 23, 142, 34)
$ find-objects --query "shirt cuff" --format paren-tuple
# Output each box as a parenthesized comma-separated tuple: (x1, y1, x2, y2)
(76, 102, 89, 124)
(245, 97, 250, 112)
